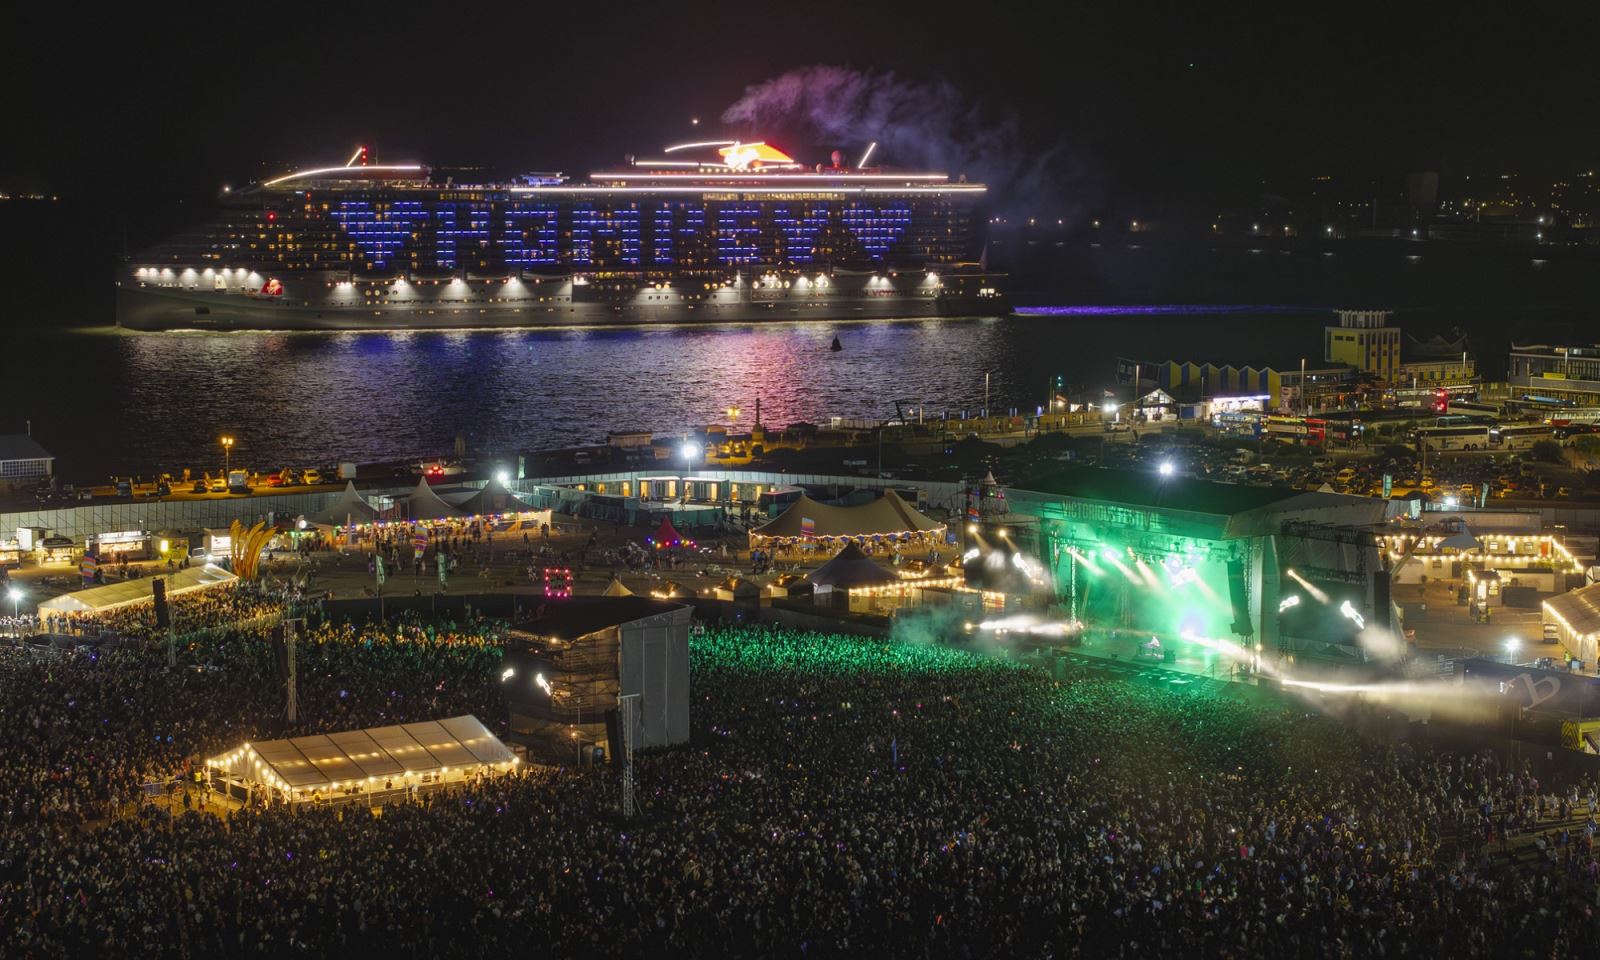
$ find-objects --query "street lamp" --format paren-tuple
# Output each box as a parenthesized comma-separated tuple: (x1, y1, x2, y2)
(680, 442, 700, 501)
(1159, 461, 1175, 477)
(1505, 636, 1521, 663)
(221, 435, 235, 475)
(7, 587, 20, 617)
(726, 406, 740, 423)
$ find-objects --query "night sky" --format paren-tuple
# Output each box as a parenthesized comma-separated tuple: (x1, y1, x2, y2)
(9, 4, 1599, 213)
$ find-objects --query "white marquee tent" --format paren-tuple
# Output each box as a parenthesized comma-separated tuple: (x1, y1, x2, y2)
(206, 715, 516, 803)
(38, 563, 237, 615)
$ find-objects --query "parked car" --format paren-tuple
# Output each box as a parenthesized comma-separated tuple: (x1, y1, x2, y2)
(191, 480, 207, 494)
(209, 477, 227, 493)
(302, 468, 324, 485)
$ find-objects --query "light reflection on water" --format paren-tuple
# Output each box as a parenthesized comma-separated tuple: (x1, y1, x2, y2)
(18, 309, 1370, 477)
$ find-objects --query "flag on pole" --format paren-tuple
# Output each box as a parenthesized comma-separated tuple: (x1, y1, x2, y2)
(375, 554, 386, 587)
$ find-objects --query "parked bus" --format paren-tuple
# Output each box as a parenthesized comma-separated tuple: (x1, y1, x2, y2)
(1553, 422, 1600, 442)
(1492, 424, 1555, 450)
(1263, 416, 1325, 446)
(1321, 416, 1364, 444)
(1416, 424, 1492, 451)
(1507, 394, 1576, 418)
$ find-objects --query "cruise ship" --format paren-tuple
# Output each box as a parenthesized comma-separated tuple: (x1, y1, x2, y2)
(115, 141, 1007, 331)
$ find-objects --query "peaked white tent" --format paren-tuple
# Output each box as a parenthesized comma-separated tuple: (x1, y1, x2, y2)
(307, 481, 381, 527)
(749, 490, 944, 546)
(391, 478, 465, 522)
(455, 478, 531, 516)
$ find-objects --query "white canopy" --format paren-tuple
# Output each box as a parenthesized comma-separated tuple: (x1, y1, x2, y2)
(455, 478, 532, 516)
(1547, 581, 1600, 641)
(206, 715, 515, 796)
(38, 563, 237, 615)
(391, 478, 465, 521)
(306, 481, 381, 526)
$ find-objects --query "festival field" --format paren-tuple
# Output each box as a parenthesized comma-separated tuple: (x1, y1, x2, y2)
(3, 592, 1598, 957)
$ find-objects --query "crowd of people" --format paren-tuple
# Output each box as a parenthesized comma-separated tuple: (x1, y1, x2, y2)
(5, 616, 1600, 956)
(39, 585, 284, 641)
(0, 604, 507, 830)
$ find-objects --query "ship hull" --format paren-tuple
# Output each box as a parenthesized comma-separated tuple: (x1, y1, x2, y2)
(115, 282, 1011, 331)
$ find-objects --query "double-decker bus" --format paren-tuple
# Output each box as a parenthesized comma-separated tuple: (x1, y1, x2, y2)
(1263, 416, 1325, 445)
(1416, 424, 1492, 451)
(1492, 423, 1555, 450)
(1321, 416, 1364, 444)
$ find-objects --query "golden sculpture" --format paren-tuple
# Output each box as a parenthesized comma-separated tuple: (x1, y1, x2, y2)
(228, 519, 276, 580)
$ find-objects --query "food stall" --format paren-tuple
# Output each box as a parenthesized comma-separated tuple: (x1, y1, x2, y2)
(87, 530, 152, 561)
(203, 528, 233, 561)
(41, 536, 77, 564)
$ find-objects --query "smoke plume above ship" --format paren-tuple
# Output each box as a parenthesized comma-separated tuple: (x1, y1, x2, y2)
(720, 65, 1071, 213)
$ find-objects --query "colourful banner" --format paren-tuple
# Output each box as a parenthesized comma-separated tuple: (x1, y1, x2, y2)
(800, 517, 815, 538)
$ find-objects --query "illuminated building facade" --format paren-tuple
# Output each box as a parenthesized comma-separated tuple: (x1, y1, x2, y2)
(116, 141, 1003, 330)
(1508, 343, 1600, 406)
(1325, 309, 1402, 382)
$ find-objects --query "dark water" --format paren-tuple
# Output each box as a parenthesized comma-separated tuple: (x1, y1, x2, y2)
(15, 298, 1592, 482)
(7, 224, 1599, 482)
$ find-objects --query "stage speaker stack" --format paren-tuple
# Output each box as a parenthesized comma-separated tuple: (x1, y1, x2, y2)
(604, 708, 624, 768)
(270, 624, 288, 679)
(152, 578, 170, 629)
(1226, 559, 1252, 636)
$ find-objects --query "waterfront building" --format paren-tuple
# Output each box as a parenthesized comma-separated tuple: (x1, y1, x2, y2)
(1397, 356, 1476, 386)
(1325, 309, 1402, 382)
(1508, 343, 1600, 406)
(1279, 366, 1360, 412)
(1145, 362, 1283, 409)
(0, 435, 54, 494)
